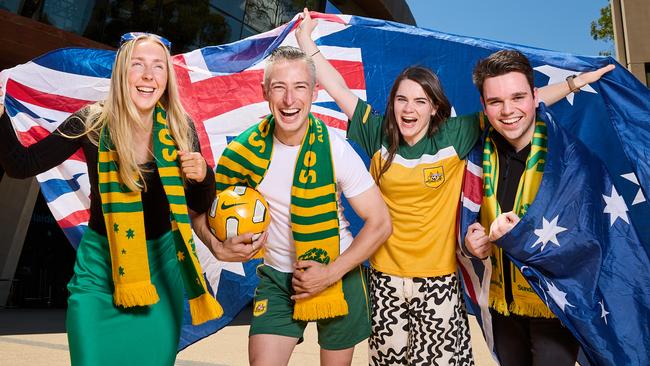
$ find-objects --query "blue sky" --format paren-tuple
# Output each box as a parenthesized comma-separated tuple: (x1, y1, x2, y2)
(404, 0, 613, 56)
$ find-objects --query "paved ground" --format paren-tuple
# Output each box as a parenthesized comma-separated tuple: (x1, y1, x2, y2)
(0, 308, 497, 365)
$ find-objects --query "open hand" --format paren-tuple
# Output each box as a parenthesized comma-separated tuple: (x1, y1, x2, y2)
(576, 64, 615, 88)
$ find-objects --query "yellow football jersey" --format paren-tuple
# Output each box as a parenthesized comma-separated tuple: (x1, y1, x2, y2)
(348, 100, 481, 277)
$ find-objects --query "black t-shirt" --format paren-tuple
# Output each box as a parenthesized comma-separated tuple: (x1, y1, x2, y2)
(0, 111, 215, 239)
(492, 130, 531, 304)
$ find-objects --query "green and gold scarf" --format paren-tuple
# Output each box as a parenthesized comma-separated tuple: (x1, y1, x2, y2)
(98, 103, 222, 325)
(481, 119, 555, 318)
(216, 114, 347, 321)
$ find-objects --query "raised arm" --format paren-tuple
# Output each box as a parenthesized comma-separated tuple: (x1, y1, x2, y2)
(537, 64, 615, 105)
(0, 110, 84, 178)
(295, 8, 359, 119)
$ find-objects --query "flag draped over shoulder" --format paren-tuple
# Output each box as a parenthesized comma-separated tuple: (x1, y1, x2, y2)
(2, 12, 649, 359)
(493, 104, 649, 365)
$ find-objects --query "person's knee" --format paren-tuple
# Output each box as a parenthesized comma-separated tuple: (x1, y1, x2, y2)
(320, 347, 355, 366)
(249, 334, 298, 366)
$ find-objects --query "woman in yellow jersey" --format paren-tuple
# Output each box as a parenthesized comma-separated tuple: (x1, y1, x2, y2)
(295, 9, 609, 365)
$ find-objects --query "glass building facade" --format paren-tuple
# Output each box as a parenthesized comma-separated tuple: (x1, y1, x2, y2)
(0, 0, 323, 52)
(0, 0, 413, 309)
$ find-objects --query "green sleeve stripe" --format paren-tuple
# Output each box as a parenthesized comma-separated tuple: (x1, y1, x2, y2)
(362, 104, 371, 123)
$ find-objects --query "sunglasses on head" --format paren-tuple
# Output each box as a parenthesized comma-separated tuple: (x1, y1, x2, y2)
(119, 32, 172, 50)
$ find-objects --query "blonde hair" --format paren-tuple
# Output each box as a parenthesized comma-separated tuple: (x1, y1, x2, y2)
(82, 34, 195, 191)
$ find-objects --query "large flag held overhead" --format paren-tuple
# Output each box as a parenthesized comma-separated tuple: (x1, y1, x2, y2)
(2, 11, 649, 363)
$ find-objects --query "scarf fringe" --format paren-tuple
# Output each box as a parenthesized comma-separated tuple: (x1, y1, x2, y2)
(489, 296, 555, 318)
(509, 301, 555, 319)
(113, 283, 160, 308)
(293, 297, 348, 321)
(490, 297, 510, 316)
(189, 293, 224, 325)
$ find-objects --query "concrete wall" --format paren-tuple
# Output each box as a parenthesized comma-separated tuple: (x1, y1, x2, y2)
(612, 0, 650, 86)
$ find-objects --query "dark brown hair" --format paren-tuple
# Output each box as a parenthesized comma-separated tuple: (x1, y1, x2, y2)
(472, 49, 534, 100)
(378, 66, 452, 181)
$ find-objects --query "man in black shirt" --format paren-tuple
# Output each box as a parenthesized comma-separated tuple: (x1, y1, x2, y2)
(463, 50, 611, 366)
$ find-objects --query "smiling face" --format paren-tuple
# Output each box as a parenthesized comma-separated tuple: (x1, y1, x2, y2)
(127, 40, 168, 120)
(481, 71, 538, 151)
(393, 79, 438, 146)
(263, 59, 317, 146)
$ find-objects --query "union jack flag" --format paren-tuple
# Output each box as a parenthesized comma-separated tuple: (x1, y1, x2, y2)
(2, 12, 649, 363)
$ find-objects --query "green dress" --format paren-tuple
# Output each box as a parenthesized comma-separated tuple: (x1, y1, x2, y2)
(66, 228, 185, 365)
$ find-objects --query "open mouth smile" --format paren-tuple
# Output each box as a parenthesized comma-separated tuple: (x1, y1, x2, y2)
(280, 108, 300, 117)
(136, 86, 156, 95)
(401, 116, 418, 125)
(500, 116, 522, 125)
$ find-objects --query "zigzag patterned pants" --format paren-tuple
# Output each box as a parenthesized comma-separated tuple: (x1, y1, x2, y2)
(368, 268, 474, 366)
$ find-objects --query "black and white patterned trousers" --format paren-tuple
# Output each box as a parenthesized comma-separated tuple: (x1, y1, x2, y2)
(368, 268, 474, 366)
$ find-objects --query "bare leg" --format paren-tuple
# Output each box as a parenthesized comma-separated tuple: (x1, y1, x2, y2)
(249, 334, 299, 366)
(321, 347, 355, 366)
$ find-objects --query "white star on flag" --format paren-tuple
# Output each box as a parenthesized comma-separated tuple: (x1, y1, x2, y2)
(532, 215, 567, 251)
(603, 185, 630, 226)
(621, 172, 646, 205)
(599, 300, 610, 325)
(546, 280, 575, 312)
(534, 65, 598, 105)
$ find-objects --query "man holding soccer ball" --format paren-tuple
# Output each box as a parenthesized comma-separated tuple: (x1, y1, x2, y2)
(195, 45, 391, 365)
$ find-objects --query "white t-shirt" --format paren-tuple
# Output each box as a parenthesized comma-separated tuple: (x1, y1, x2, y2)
(257, 130, 375, 273)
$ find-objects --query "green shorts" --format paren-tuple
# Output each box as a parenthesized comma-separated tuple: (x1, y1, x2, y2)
(249, 264, 371, 350)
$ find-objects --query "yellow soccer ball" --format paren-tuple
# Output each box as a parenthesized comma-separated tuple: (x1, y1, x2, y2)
(208, 186, 270, 242)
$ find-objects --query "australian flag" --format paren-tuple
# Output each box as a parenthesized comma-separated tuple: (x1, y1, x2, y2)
(1, 11, 649, 362)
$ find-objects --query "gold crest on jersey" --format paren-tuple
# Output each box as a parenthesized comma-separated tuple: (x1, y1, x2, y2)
(253, 299, 268, 317)
(423, 166, 445, 188)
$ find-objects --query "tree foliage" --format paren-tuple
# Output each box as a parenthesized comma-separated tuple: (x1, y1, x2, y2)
(591, 4, 613, 42)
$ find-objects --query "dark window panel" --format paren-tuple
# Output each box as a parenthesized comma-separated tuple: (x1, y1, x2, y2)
(159, 1, 236, 53)
(276, 0, 316, 25)
(210, 0, 245, 21)
(241, 24, 258, 40)
(244, 0, 277, 33)
(0, 0, 22, 13)
(39, 0, 96, 35)
(17, 0, 44, 18)
(102, 0, 161, 47)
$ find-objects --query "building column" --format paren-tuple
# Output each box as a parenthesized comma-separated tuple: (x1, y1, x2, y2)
(0, 176, 40, 306)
